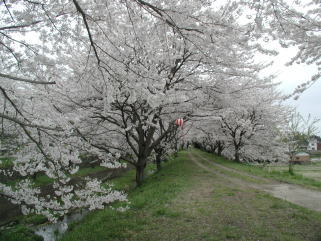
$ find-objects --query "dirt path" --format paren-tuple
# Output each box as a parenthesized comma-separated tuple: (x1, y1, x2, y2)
(189, 152, 321, 212)
(188, 152, 259, 189)
(193, 153, 273, 183)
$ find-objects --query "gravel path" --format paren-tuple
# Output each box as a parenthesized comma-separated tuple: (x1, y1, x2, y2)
(189, 152, 321, 212)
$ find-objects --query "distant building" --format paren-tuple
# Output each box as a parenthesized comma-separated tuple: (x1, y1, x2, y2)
(307, 136, 321, 151)
(292, 152, 311, 163)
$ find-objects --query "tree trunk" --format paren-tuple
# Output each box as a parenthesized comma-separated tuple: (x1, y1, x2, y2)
(156, 154, 161, 171)
(217, 145, 223, 156)
(135, 164, 145, 186)
(288, 161, 294, 175)
(234, 148, 240, 163)
(288, 154, 295, 175)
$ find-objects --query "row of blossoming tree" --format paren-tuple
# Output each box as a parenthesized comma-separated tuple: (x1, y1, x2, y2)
(1, 0, 321, 222)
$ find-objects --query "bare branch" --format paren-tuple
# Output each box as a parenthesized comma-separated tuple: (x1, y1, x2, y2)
(0, 73, 56, 85)
(0, 20, 42, 31)
(72, 0, 101, 65)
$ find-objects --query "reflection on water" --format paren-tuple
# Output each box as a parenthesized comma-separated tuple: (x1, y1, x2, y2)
(34, 210, 88, 241)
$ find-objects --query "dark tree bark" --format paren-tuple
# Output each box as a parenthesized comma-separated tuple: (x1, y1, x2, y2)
(155, 153, 162, 171)
(135, 163, 145, 187)
(217, 144, 224, 156)
(234, 147, 241, 163)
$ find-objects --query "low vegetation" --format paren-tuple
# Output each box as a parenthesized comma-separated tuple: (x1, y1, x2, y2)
(2, 150, 321, 241)
(195, 149, 321, 190)
(61, 150, 321, 241)
(0, 157, 14, 168)
(0, 225, 43, 241)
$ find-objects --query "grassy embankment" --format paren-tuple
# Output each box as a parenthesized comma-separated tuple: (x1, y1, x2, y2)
(268, 164, 321, 183)
(0, 156, 14, 168)
(194, 149, 321, 190)
(311, 153, 321, 158)
(2, 150, 321, 241)
(59, 150, 321, 241)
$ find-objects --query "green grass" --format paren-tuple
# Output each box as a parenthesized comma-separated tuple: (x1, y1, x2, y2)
(268, 163, 321, 182)
(0, 225, 43, 241)
(22, 214, 48, 226)
(61, 151, 194, 241)
(60, 150, 321, 241)
(33, 174, 53, 186)
(0, 156, 14, 168)
(2, 150, 321, 241)
(194, 149, 321, 190)
(311, 153, 321, 158)
(73, 166, 107, 177)
(195, 152, 268, 184)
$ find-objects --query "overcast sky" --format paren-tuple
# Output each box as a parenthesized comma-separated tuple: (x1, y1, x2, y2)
(262, 45, 321, 134)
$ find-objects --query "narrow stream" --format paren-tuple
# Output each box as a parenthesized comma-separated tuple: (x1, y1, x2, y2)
(34, 210, 89, 241)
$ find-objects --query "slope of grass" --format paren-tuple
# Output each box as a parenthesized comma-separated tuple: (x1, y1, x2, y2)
(195, 152, 268, 184)
(60, 150, 321, 241)
(60, 151, 194, 241)
(0, 156, 14, 168)
(194, 149, 321, 190)
(73, 166, 106, 177)
(311, 153, 321, 158)
(2, 150, 321, 241)
(268, 163, 321, 182)
(0, 225, 43, 241)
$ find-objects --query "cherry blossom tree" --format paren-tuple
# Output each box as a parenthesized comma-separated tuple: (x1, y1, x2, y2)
(191, 121, 227, 155)
(45, 0, 270, 186)
(190, 71, 289, 163)
(1, 0, 314, 222)
(219, 84, 289, 163)
(237, 0, 321, 97)
(1, 1, 126, 222)
(0, 0, 219, 219)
